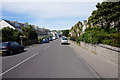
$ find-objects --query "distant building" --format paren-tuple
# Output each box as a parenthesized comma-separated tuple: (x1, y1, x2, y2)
(82, 20, 88, 33)
(51, 31, 62, 37)
(33, 27, 51, 37)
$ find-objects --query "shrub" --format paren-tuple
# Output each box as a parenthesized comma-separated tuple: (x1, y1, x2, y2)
(62, 30, 69, 37)
(76, 38, 80, 44)
(38, 37, 42, 43)
(79, 27, 120, 47)
(2, 27, 22, 42)
(70, 36, 77, 41)
(101, 33, 120, 47)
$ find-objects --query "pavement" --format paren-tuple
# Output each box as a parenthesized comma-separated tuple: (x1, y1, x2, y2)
(0, 38, 118, 78)
(69, 40, 118, 78)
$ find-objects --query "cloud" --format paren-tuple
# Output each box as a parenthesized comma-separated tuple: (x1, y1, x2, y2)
(2, 2, 98, 30)
(2, 2, 97, 18)
(32, 18, 80, 30)
(2, 0, 103, 2)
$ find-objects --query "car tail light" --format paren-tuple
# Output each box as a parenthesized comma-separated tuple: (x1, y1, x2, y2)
(4, 47, 8, 49)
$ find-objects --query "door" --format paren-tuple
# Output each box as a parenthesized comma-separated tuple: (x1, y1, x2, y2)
(14, 42, 20, 52)
(9, 42, 16, 53)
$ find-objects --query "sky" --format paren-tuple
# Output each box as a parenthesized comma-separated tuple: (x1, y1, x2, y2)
(1, 0, 104, 30)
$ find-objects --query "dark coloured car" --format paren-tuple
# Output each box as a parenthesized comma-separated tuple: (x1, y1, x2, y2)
(49, 37, 53, 41)
(0, 42, 24, 55)
(42, 38, 49, 43)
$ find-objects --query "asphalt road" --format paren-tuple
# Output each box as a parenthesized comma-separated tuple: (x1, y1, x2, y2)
(2, 38, 97, 78)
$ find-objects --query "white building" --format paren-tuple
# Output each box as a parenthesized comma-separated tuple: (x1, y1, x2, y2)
(82, 20, 89, 33)
(35, 27, 51, 37)
(0, 19, 27, 31)
(0, 19, 16, 30)
(51, 31, 62, 37)
(0, 19, 51, 38)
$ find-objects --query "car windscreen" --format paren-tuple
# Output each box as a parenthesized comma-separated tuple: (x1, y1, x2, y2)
(0, 42, 8, 47)
(62, 37, 68, 40)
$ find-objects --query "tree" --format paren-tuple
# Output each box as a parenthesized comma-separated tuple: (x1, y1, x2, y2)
(69, 21, 83, 37)
(2, 27, 21, 42)
(62, 30, 69, 37)
(2, 26, 38, 42)
(21, 26, 38, 40)
(88, 2, 120, 32)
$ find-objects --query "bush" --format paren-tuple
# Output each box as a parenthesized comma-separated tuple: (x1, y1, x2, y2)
(38, 37, 42, 43)
(79, 27, 120, 47)
(62, 30, 69, 37)
(101, 33, 120, 47)
(76, 38, 80, 44)
(43, 37, 48, 39)
(2, 27, 22, 42)
(70, 36, 77, 41)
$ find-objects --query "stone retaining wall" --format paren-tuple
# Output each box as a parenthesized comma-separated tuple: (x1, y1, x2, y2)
(80, 42, 119, 64)
(23, 39, 38, 46)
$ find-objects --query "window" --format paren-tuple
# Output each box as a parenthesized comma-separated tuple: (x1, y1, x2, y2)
(15, 23, 19, 27)
(14, 42, 19, 45)
(10, 42, 15, 46)
(62, 37, 68, 40)
(0, 42, 8, 47)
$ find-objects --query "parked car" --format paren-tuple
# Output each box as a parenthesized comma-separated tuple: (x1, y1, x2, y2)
(49, 37, 53, 41)
(56, 36, 59, 39)
(61, 37, 68, 44)
(53, 36, 56, 40)
(0, 42, 24, 55)
(42, 38, 49, 43)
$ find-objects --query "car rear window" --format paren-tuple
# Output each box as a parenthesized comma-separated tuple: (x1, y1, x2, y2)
(62, 37, 68, 40)
(0, 42, 8, 47)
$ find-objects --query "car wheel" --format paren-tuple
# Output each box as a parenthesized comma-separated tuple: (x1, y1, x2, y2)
(21, 48, 24, 52)
(2, 53, 7, 56)
(9, 50, 13, 55)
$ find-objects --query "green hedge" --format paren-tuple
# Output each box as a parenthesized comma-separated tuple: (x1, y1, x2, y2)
(102, 33, 120, 47)
(79, 27, 120, 47)
(70, 36, 77, 41)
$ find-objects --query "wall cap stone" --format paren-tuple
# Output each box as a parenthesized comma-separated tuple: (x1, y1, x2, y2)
(97, 44, 120, 52)
(81, 42, 120, 52)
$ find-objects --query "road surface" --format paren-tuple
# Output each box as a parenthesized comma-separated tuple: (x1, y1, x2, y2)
(2, 38, 98, 78)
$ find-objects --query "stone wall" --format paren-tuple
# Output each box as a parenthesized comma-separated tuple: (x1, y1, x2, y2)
(80, 42, 119, 64)
(23, 39, 38, 46)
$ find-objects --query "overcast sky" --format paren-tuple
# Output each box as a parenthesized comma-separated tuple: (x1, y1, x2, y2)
(2, 0, 104, 30)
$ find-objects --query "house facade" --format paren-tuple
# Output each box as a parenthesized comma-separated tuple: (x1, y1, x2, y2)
(0, 19, 27, 31)
(0, 19, 51, 38)
(82, 20, 88, 33)
(0, 19, 16, 30)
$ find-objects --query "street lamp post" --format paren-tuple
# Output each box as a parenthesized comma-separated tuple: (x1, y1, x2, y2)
(20, 35, 23, 45)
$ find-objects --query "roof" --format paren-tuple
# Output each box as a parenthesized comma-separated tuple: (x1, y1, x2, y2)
(2, 19, 24, 30)
(3, 19, 15, 27)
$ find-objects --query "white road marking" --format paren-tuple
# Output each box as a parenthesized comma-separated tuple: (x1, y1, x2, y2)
(0, 52, 39, 76)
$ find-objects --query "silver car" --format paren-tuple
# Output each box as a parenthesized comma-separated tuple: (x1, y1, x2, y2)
(61, 37, 68, 44)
